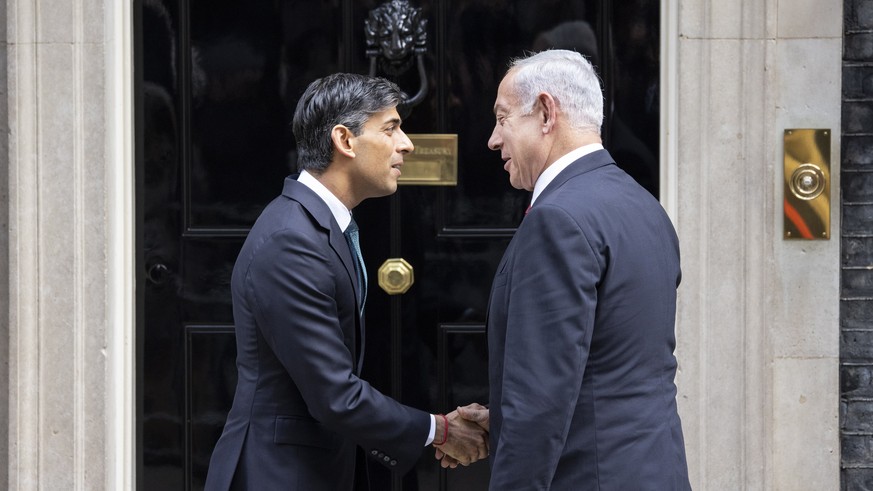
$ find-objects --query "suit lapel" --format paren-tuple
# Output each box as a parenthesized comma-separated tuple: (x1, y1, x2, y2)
(282, 175, 366, 373)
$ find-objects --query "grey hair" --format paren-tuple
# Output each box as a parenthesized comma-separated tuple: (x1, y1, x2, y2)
(509, 49, 603, 134)
(292, 73, 405, 172)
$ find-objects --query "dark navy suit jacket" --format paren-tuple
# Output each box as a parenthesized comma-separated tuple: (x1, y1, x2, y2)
(486, 150, 691, 490)
(205, 176, 430, 491)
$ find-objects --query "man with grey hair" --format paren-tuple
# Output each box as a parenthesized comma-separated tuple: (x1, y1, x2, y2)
(205, 73, 487, 491)
(445, 49, 691, 489)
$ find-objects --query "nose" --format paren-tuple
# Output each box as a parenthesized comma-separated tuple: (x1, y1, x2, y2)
(397, 127, 414, 154)
(487, 125, 501, 151)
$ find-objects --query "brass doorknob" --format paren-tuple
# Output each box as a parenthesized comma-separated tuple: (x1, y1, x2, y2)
(378, 258, 414, 295)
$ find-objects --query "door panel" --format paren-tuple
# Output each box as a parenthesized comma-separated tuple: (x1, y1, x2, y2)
(136, 1, 659, 489)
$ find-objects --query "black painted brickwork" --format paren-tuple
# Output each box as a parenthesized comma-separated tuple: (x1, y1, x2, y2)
(842, 1, 873, 489)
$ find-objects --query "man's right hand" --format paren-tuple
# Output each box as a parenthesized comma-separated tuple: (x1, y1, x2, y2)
(432, 407, 489, 466)
(433, 403, 490, 468)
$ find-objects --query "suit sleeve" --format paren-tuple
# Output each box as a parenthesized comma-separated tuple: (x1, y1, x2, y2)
(490, 204, 603, 489)
(244, 226, 430, 472)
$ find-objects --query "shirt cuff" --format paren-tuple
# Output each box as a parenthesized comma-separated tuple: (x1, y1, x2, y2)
(425, 414, 436, 446)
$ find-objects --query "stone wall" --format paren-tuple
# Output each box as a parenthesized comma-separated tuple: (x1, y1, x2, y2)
(673, 0, 842, 489)
(841, 0, 873, 488)
(1, 0, 9, 486)
(4, 0, 113, 488)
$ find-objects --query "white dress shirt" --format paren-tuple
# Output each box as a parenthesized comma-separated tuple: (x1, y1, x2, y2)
(298, 170, 352, 230)
(530, 143, 604, 207)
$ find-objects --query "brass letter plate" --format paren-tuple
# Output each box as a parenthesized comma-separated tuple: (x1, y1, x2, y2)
(399, 134, 458, 186)
(783, 129, 830, 239)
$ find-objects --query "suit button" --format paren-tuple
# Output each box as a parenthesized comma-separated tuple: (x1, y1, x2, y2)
(370, 449, 379, 456)
(377, 452, 386, 460)
(389, 460, 397, 466)
(383, 456, 391, 463)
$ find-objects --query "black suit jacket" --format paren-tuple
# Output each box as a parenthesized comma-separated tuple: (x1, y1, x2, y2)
(205, 176, 430, 491)
(486, 150, 691, 490)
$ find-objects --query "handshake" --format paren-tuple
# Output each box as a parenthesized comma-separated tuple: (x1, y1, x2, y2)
(432, 402, 490, 469)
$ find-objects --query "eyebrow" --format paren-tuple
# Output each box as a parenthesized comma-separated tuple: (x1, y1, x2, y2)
(382, 117, 402, 128)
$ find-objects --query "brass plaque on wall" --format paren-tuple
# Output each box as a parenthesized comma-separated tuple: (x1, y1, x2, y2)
(399, 134, 458, 186)
(783, 129, 830, 239)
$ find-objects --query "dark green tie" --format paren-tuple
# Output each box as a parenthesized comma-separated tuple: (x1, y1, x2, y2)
(344, 218, 367, 313)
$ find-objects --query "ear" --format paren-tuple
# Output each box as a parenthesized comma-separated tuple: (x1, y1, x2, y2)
(536, 92, 558, 134)
(331, 124, 356, 159)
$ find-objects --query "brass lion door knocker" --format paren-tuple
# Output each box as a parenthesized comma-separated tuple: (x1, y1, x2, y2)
(365, 0, 428, 116)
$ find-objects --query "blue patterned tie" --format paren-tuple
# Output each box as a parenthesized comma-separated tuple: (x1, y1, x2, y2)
(344, 218, 367, 313)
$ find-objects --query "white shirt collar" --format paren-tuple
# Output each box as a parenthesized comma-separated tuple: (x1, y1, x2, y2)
(297, 170, 353, 231)
(530, 143, 604, 206)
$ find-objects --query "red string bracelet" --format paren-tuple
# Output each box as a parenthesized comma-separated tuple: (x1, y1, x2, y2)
(434, 414, 449, 446)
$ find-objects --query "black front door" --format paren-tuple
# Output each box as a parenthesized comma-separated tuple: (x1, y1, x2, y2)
(135, 1, 660, 489)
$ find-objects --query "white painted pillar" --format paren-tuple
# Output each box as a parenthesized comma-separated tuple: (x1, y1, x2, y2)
(669, 0, 842, 489)
(4, 0, 134, 489)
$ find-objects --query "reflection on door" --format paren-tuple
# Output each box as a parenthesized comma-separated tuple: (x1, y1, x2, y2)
(136, 1, 659, 489)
